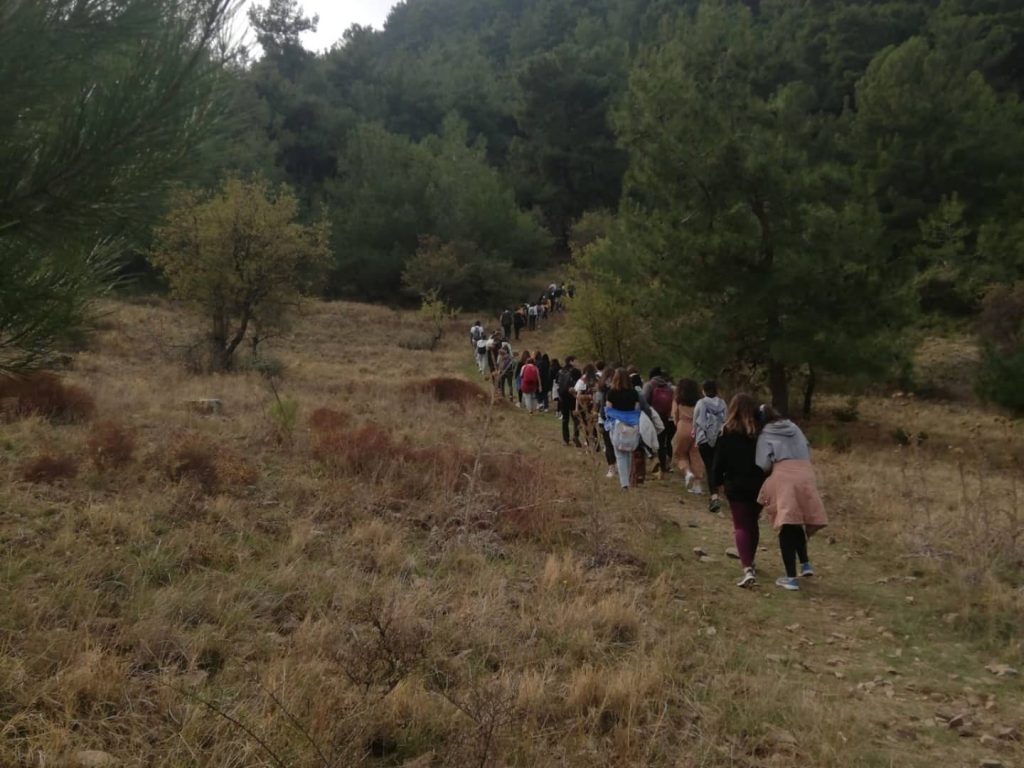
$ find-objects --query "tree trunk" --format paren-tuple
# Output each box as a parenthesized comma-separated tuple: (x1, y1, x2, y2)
(769, 359, 789, 416)
(209, 308, 228, 372)
(802, 364, 816, 419)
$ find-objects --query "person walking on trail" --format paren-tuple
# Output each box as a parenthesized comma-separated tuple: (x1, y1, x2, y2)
(574, 363, 600, 449)
(513, 307, 526, 340)
(470, 320, 485, 349)
(557, 356, 582, 447)
(672, 378, 705, 494)
(495, 345, 516, 402)
(549, 358, 562, 415)
(755, 406, 828, 592)
(475, 336, 489, 375)
(537, 353, 551, 412)
(712, 394, 766, 589)
(519, 356, 541, 413)
(514, 350, 530, 408)
(500, 309, 513, 340)
(643, 367, 676, 475)
(595, 373, 617, 478)
(604, 367, 642, 490)
(694, 379, 727, 514)
(528, 302, 539, 331)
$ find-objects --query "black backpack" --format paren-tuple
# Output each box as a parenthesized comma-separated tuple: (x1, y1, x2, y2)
(557, 367, 576, 397)
(500, 310, 513, 326)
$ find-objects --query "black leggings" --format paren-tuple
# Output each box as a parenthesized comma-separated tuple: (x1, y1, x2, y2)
(778, 524, 809, 578)
(560, 397, 580, 445)
(698, 443, 717, 491)
(602, 425, 615, 466)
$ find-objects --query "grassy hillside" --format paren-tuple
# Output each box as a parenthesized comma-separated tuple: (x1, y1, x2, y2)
(1, 299, 1022, 767)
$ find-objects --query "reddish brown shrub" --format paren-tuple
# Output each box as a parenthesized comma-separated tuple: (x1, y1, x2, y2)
(312, 423, 400, 477)
(0, 373, 95, 423)
(85, 421, 136, 469)
(308, 407, 350, 433)
(20, 454, 79, 484)
(404, 377, 487, 405)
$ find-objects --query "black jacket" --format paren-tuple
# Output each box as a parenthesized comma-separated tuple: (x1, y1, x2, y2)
(711, 432, 765, 504)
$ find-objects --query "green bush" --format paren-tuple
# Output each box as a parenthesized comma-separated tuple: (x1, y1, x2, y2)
(977, 345, 1024, 416)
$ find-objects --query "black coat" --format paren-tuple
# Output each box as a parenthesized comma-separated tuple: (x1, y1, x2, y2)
(711, 432, 765, 504)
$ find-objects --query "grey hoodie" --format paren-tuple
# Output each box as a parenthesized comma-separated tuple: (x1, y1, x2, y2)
(755, 420, 811, 473)
(693, 396, 727, 447)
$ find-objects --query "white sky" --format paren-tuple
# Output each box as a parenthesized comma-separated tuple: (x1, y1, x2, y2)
(235, 0, 399, 54)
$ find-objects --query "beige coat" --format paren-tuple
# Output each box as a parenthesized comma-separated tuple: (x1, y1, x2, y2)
(757, 459, 828, 534)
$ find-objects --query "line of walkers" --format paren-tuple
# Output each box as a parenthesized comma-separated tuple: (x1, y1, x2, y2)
(525, 354, 827, 593)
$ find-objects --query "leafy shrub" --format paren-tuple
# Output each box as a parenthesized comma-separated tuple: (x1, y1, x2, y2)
(806, 425, 853, 454)
(0, 372, 95, 423)
(396, 333, 439, 351)
(268, 397, 299, 443)
(977, 346, 1024, 415)
(20, 453, 79, 483)
(85, 421, 136, 469)
(404, 377, 487, 405)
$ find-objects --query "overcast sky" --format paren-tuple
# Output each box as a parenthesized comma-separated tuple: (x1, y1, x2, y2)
(236, 0, 399, 54)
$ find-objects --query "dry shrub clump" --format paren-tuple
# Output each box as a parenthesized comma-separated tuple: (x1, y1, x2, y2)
(165, 432, 257, 493)
(308, 406, 350, 433)
(0, 372, 95, 423)
(313, 423, 397, 477)
(405, 377, 488, 405)
(20, 453, 79, 484)
(85, 421, 136, 469)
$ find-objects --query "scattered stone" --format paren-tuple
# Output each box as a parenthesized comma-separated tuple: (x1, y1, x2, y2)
(979, 760, 1004, 768)
(833, 670, 846, 680)
(687, 520, 700, 528)
(996, 726, 1020, 742)
(979, 735, 1000, 748)
(886, 667, 901, 676)
(701, 626, 718, 637)
(986, 664, 1019, 678)
(905, 596, 916, 605)
(725, 547, 740, 559)
(699, 555, 717, 563)
(766, 654, 786, 663)
(785, 623, 801, 632)
(188, 398, 223, 415)
(72, 752, 118, 768)
(693, 546, 708, 558)
(945, 714, 966, 731)
(943, 612, 959, 625)
(766, 727, 798, 748)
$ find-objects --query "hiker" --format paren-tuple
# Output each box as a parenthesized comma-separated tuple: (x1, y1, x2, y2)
(514, 350, 531, 407)
(694, 379, 727, 513)
(500, 309, 513, 340)
(604, 367, 642, 489)
(711, 394, 766, 588)
(519, 355, 541, 413)
(549, 358, 562, 415)
(557, 356, 582, 447)
(469, 320, 485, 350)
(756, 406, 828, 592)
(595, 372, 617, 478)
(475, 336, 489, 375)
(574, 363, 599, 449)
(512, 307, 525, 340)
(528, 302, 539, 331)
(537, 353, 551, 412)
(493, 344, 516, 403)
(643, 367, 676, 474)
(672, 378, 705, 494)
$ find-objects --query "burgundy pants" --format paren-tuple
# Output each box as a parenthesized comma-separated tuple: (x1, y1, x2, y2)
(728, 500, 761, 569)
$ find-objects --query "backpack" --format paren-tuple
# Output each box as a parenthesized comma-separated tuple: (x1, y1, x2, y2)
(650, 384, 674, 421)
(500, 310, 513, 327)
(611, 420, 640, 452)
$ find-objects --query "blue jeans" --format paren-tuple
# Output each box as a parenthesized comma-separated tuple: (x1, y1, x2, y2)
(615, 448, 633, 488)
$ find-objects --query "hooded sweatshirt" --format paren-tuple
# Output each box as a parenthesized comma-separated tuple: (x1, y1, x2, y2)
(755, 420, 811, 473)
(693, 396, 727, 447)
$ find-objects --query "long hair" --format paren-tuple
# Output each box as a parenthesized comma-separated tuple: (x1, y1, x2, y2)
(760, 404, 784, 424)
(723, 393, 759, 437)
(611, 367, 631, 391)
(675, 378, 701, 407)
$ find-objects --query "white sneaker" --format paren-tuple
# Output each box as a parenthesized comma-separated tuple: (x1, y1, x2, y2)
(737, 568, 756, 588)
(688, 485, 704, 495)
(684, 470, 695, 489)
(606, 467, 616, 479)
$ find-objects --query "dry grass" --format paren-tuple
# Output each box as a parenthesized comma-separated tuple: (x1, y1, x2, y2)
(0, 371, 96, 423)
(0, 298, 1021, 768)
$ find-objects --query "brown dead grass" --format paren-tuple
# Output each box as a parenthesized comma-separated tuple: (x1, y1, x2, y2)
(85, 420, 136, 469)
(0, 300, 1021, 768)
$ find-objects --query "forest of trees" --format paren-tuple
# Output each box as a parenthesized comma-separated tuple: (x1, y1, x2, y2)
(4, 0, 1024, 411)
